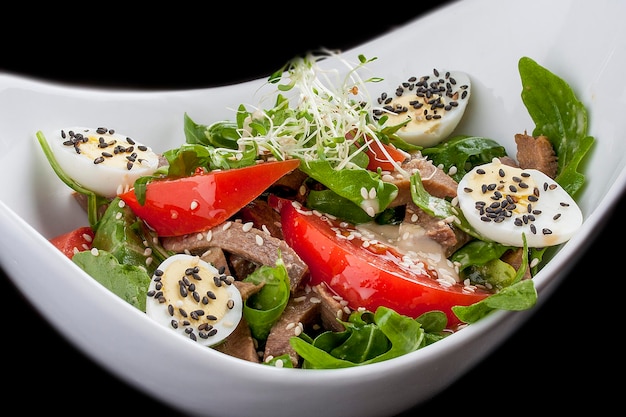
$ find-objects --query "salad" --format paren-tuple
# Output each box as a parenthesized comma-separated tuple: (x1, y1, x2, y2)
(37, 50, 592, 369)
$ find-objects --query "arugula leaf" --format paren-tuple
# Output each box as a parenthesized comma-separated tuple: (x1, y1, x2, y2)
(409, 171, 486, 241)
(298, 159, 399, 217)
(291, 306, 427, 369)
(421, 135, 508, 183)
(452, 236, 535, 323)
(92, 197, 170, 276)
(72, 250, 151, 311)
(452, 279, 537, 324)
(519, 56, 594, 197)
(242, 256, 291, 342)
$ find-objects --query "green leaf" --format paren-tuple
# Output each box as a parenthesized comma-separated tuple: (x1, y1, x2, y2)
(72, 250, 151, 311)
(519, 56, 594, 197)
(452, 278, 537, 324)
(92, 197, 169, 276)
(242, 257, 291, 341)
(421, 135, 507, 183)
(299, 159, 398, 217)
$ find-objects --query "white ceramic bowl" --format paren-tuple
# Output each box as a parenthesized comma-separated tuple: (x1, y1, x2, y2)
(1, 0, 625, 416)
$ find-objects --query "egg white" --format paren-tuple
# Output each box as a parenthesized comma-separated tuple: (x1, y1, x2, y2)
(374, 69, 471, 147)
(49, 127, 160, 198)
(146, 254, 243, 347)
(456, 158, 583, 248)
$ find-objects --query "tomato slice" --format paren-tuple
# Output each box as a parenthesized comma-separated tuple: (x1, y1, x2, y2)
(120, 159, 300, 237)
(271, 195, 491, 327)
(364, 140, 406, 172)
(49, 226, 95, 259)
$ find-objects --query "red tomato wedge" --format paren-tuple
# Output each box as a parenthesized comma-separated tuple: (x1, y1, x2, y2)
(49, 226, 95, 259)
(364, 140, 406, 172)
(120, 159, 300, 237)
(270, 196, 491, 327)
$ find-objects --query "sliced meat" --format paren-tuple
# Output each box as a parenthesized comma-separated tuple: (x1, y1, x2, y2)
(263, 289, 322, 367)
(213, 317, 260, 363)
(311, 283, 349, 332)
(238, 199, 284, 239)
(199, 247, 231, 275)
(233, 280, 265, 300)
(227, 253, 260, 281)
(386, 153, 459, 207)
(161, 220, 309, 292)
(403, 202, 472, 257)
(272, 168, 309, 194)
(499, 155, 519, 167)
(515, 132, 558, 178)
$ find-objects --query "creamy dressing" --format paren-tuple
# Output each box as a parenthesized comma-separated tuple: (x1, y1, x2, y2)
(356, 222, 460, 285)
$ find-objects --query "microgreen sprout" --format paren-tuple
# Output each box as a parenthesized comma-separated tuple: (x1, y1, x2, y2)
(236, 49, 408, 175)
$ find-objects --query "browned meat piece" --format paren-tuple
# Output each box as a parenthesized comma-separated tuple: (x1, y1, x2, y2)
(228, 254, 259, 281)
(386, 153, 459, 207)
(500, 248, 533, 280)
(403, 202, 472, 257)
(199, 247, 231, 275)
(213, 317, 260, 363)
(263, 289, 322, 366)
(515, 132, 558, 178)
(161, 220, 309, 293)
(311, 283, 349, 332)
(233, 280, 265, 300)
(213, 282, 265, 363)
(238, 199, 284, 239)
(272, 168, 309, 194)
(499, 155, 519, 167)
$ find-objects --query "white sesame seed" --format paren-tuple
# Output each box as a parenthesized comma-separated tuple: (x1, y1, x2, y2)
(190, 200, 199, 210)
(222, 222, 232, 231)
(90, 248, 99, 256)
(255, 235, 264, 246)
(205, 230, 213, 242)
(242, 222, 254, 232)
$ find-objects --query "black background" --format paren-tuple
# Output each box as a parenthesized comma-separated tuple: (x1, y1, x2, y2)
(1, 2, 621, 415)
